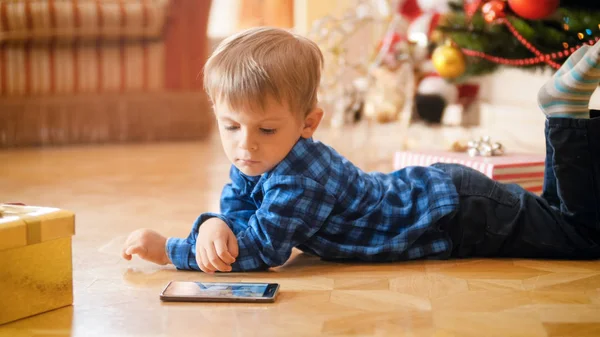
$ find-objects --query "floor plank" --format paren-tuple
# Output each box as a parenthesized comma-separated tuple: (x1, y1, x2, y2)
(1, 123, 598, 337)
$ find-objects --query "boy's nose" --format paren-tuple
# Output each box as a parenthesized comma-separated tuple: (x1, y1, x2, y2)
(239, 133, 258, 151)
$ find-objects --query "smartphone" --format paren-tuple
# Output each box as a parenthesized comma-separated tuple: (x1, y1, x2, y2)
(159, 281, 280, 303)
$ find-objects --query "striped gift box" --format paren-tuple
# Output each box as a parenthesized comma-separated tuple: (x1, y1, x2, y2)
(393, 150, 545, 193)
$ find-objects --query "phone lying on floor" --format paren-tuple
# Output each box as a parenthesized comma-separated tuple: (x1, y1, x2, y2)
(159, 281, 280, 303)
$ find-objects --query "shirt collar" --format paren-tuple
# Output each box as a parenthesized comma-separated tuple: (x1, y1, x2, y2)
(268, 136, 314, 177)
(229, 136, 315, 190)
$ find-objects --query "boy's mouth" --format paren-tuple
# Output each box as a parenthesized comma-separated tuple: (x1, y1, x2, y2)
(238, 159, 260, 165)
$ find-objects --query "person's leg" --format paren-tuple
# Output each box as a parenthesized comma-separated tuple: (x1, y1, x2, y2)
(436, 43, 600, 259)
(540, 45, 591, 206)
(538, 42, 600, 235)
(435, 162, 599, 260)
(546, 117, 600, 235)
(540, 128, 560, 207)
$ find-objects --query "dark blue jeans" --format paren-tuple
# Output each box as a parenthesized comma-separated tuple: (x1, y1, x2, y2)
(434, 112, 600, 259)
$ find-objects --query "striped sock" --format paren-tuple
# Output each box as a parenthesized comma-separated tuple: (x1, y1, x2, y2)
(538, 42, 600, 118)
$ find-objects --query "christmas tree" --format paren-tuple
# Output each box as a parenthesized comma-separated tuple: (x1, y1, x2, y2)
(435, 0, 600, 79)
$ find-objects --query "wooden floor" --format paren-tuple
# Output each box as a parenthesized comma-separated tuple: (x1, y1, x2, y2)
(1, 122, 599, 337)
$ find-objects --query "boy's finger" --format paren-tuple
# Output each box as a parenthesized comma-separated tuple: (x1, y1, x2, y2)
(206, 244, 232, 272)
(121, 248, 132, 260)
(195, 248, 205, 273)
(198, 261, 212, 274)
(199, 247, 216, 274)
(214, 239, 235, 264)
(126, 245, 147, 257)
(227, 233, 239, 258)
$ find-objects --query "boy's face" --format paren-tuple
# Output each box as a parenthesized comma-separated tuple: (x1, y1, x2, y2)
(215, 97, 323, 176)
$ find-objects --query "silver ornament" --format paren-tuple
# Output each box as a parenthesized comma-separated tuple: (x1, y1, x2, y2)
(479, 144, 493, 157)
(466, 136, 505, 157)
(467, 147, 479, 157)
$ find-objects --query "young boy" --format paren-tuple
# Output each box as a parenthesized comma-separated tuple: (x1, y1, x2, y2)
(122, 27, 600, 274)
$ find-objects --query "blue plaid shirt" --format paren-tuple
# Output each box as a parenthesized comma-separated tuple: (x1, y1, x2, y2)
(166, 137, 459, 272)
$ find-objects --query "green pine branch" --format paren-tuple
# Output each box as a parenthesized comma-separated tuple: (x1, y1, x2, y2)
(436, 1, 600, 81)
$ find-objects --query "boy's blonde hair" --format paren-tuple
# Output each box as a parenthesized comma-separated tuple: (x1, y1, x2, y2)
(203, 27, 324, 117)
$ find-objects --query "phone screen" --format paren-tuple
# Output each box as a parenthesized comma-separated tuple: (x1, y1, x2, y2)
(162, 281, 277, 299)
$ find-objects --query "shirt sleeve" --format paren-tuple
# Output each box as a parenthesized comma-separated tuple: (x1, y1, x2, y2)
(230, 176, 336, 272)
(219, 182, 257, 234)
(166, 169, 258, 271)
(166, 176, 335, 272)
(166, 213, 223, 271)
(165, 199, 257, 271)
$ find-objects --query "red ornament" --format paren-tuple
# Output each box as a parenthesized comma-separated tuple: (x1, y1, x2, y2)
(482, 0, 507, 23)
(398, 0, 423, 22)
(464, 0, 484, 19)
(507, 0, 560, 20)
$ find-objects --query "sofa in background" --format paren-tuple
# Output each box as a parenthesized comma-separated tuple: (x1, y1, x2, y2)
(0, 0, 214, 147)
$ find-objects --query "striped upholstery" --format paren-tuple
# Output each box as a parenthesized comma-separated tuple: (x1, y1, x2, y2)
(0, 0, 170, 41)
(0, 0, 213, 147)
(1, 40, 165, 95)
(0, 0, 172, 96)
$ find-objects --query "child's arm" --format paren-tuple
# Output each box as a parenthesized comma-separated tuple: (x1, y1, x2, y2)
(163, 174, 257, 272)
(228, 176, 336, 271)
(121, 222, 238, 273)
(123, 166, 257, 270)
(122, 229, 171, 265)
(165, 176, 335, 272)
(164, 213, 238, 272)
(201, 166, 260, 235)
(194, 217, 238, 273)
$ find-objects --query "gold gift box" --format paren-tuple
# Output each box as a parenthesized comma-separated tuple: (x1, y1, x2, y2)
(0, 204, 75, 325)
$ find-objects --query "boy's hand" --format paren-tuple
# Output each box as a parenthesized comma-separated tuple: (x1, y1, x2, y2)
(196, 218, 239, 273)
(122, 229, 171, 265)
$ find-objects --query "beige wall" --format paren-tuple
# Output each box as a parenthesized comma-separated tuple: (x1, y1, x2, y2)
(477, 67, 600, 110)
(294, 0, 355, 35)
(223, 1, 600, 114)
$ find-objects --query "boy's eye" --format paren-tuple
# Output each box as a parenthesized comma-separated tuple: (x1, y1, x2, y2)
(260, 128, 276, 134)
(224, 125, 239, 131)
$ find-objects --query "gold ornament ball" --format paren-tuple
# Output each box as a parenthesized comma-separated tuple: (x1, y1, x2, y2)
(432, 44, 466, 79)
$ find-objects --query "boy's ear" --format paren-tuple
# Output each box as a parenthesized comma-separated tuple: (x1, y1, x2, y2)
(301, 108, 324, 138)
